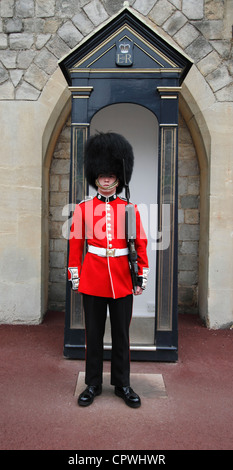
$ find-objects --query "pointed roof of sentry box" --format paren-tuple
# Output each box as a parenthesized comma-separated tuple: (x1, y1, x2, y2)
(58, 6, 193, 86)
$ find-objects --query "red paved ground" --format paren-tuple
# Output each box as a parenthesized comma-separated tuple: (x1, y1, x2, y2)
(0, 312, 233, 450)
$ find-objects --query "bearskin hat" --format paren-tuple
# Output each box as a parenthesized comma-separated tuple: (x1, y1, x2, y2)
(84, 132, 134, 194)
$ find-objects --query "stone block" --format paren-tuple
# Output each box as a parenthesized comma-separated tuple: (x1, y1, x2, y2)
(180, 195, 199, 209)
(180, 241, 199, 255)
(0, 34, 8, 49)
(60, 175, 70, 192)
(53, 239, 67, 252)
(178, 286, 195, 305)
(50, 191, 68, 207)
(194, 20, 223, 40)
(184, 209, 199, 224)
(9, 33, 34, 50)
(163, 11, 187, 36)
(178, 176, 188, 195)
(36, 0, 55, 18)
(34, 48, 58, 75)
(1, 0, 14, 18)
(206, 65, 232, 92)
(9, 70, 23, 87)
(24, 63, 48, 91)
(173, 22, 199, 49)
(50, 159, 70, 175)
(179, 254, 198, 271)
(210, 40, 232, 59)
(50, 174, 60, 191)
(178, 208, 184, 223)
(58, 21, 83, 49)
(182, 0, 203, 20)
(0, 50, 17, 68)
(133, 0, 157, 16)
(35, 34, 51, 50)
(216, 83, 233, 102)
(187, 176, 200, 195)
(43, 18, 62, 34)
(47, 35, 70, 59)
(23, 18, 45, 33)
(205, 0, 224, 20)
(0, 80, 14, 99)
(197, 50, 221, 76)
(72, 12, 94, 36)
(178, 159, 199, 177)
(49, 268, 66, 283)
(16, 0, 34, 18)
(4, 19, 23, 33)
(50, 251, 65, 268)
(83, 0, 109, 27)
(149, 0, 175, 26)
(48, 282, 66, 302)
(185, 35, 213, 62)
(50, 206, 66, 222)
(0, 64, 8, 84)
(15, 81, 40, 100)
(178, 270, 198, 285)
(49, 221, 63, 239)
(17, 50, 36, 69)
(179, 224, 200, 241)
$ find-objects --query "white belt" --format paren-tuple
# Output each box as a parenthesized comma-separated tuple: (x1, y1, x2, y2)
(88, 245, 129, 258)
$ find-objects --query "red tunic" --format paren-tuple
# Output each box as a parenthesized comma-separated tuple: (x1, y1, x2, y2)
(68, 194, 149, 299)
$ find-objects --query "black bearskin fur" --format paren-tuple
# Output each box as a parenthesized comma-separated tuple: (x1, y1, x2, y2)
(84, 132, 134, 194)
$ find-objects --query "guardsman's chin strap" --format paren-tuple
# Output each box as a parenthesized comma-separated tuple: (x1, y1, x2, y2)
(95, 178, 119, 191)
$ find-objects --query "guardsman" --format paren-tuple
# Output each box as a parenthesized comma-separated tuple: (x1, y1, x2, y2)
(68, 132, 149, 408)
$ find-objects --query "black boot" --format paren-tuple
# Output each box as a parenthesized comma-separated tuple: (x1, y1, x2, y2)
(115, 386, 141, 408)
(78, 385, 102, 407)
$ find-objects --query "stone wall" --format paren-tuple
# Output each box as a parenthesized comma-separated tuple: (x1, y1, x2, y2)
(0, 0, 232, 102)
(1, 0, 233, 327)
(48, 113, 200, 313)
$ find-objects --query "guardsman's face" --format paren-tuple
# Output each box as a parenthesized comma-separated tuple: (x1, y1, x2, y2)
(98, 174, 117, 189)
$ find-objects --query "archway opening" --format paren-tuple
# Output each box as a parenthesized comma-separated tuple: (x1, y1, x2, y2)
(90, 103, 159, 345)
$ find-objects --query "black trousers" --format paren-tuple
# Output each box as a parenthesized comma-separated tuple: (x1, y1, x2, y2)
(83, 294, 133, 387)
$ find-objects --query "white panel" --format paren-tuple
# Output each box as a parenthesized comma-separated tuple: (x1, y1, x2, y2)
(90, 103, 158, 318)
